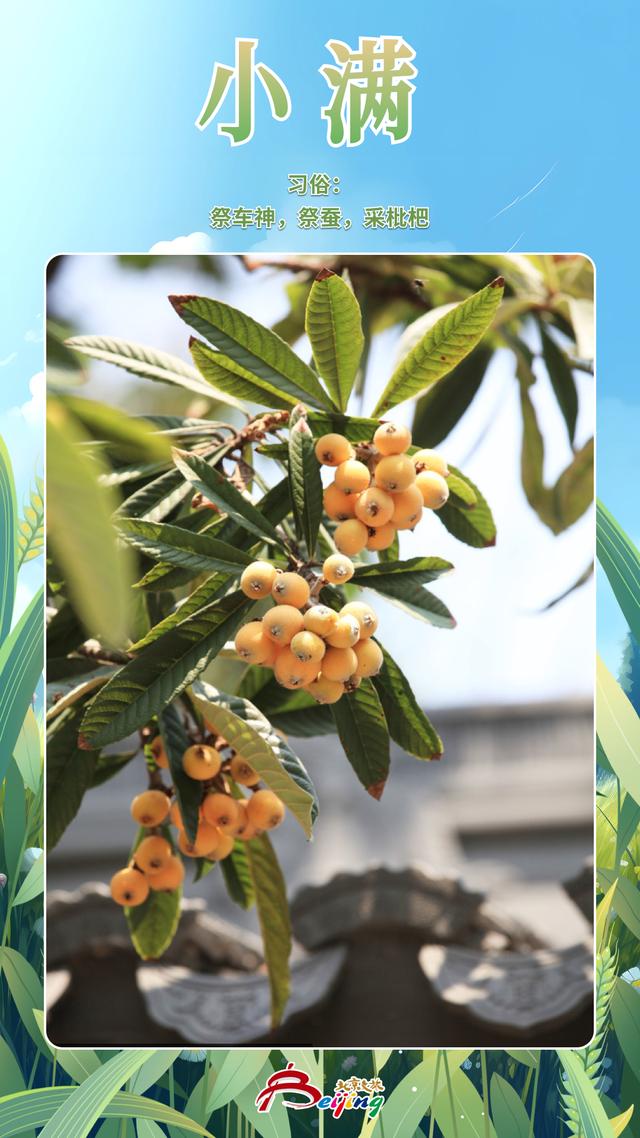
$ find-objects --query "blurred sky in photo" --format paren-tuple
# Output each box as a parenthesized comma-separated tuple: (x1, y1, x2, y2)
(49, 253, 595, 709)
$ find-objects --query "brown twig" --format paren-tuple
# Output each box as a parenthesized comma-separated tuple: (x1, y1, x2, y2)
(77, 640, 132, 666)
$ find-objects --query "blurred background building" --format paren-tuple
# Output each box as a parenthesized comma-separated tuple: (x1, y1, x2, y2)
(49, 698, 592, 952)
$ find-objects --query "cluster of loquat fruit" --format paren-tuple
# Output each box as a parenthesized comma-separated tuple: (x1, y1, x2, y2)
(318, 423, 450, 555)
(231, 424, 450, 706)
(235, 555, 382, 706)
(109, 734, 286, 908)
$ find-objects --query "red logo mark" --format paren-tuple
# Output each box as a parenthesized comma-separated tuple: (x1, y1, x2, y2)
(256, 1063, 323, 1112)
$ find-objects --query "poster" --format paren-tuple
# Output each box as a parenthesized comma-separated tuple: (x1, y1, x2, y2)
(1, 3, 638, 1135)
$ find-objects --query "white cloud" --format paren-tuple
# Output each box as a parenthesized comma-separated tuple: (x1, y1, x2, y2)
(0, 379, 43, 512)
(20, 371, 45, 426)
(149, 232, 213, 254)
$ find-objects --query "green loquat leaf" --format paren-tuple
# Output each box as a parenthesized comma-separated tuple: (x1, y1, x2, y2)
(305, 269, 364, 410)
(373, 277, 504, 415)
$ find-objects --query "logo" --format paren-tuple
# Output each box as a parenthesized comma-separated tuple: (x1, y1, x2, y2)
(256, 1062, 386, 1119)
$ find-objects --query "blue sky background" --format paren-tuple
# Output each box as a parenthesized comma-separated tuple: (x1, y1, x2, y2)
(1, 0, 638, 670)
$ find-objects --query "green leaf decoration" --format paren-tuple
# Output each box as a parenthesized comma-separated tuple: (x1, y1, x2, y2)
(504, 1049, 539, 1068)
(59, 394, 172, 463)
(0, 1087, 215, 1138)
(432, 1064, 498, 1138)
(65, 333, 246, 409)
(134, 1120, 164, 1138)
(129, 1051, 184, 1096)
(412, 344, 492, 448)
(221, 840, 255, 909)
(490, 1072, 531, 1138)
(353, 555, 453, 585)
(232, 1060, 294, 1138)
(563, 947, 615, 1122)
(118, 517, 253, 576)
(0, 437, 17, 640)
(172, 447, 283, 547)
(373, 277, 504, 415)
(190, 338, 297, 410)
(279, 1049, 323, 1086)
(2, 757, 25, 884)
(190, 680, 318, 837)
(597, 869, 640, 940)
(288, 404, 323, 556)
(597, 656, 640, 806)
(46, 703, 98, 850)
(373, 646, 442, 759)
(597, 501, 640, 645)
(245, 834, 292, 1027)
(330, 679, 390, 798)
(540, 322, 578, 445)
(367, 1054, 437, 1138)
(437, 464, 497, 548)
(48, 401, 135, 645)
(596, 880, 617, 953)
(13, 850, 44, 906)
(610, 1106, 635, 1137)
(615, 792, 640, 866)
(159, 704, 201, 842)
(13, 706, 42, 795)
(185, 1050, 271, 1119)
(611, 978, 640, 1085)
(169, 293, 334, 409)
(0, 1037, 25, 1099)
(0, 587, 45, 788)
(0, 947, 45, 1054)
(305, 269, 364, 410)
(558, 1050, 616, 1138)
(79, 590, 251, 748)
(37, 1049, 159, 1138)
(17, 476, 44, 570)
